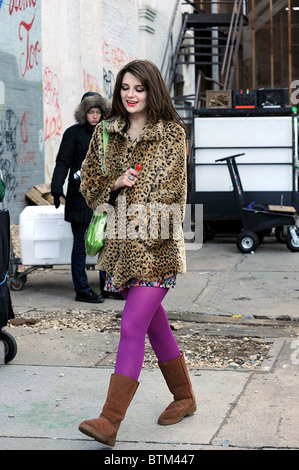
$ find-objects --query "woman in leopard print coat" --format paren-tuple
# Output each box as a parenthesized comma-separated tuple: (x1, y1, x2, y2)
(79, 60, 196, 448)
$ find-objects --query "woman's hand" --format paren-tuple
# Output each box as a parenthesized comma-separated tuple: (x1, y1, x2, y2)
(112, 168, 140, 191)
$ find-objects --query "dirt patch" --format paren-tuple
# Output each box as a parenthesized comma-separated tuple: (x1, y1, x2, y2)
(8, 310, 272, 370)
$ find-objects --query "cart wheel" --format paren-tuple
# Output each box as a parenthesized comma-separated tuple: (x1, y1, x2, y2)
(10, 277, 24, 291)
(257, 231, 264, 244)
(237, 231, 259, 253)
(203, 221, 215, 243)
(275, 226, 287, 244)
(0, 331, 18, 363)
(286, 230, 299, 252)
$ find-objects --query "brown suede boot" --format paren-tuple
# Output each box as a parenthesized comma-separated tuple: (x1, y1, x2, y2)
(158, 352, 196, 425)
(78, 373, 139, 447)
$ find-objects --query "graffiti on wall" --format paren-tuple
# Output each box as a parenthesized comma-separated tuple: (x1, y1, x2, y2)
(43, 67, 62, 181)
(9, 0, 41, 79)
(0, 103, 40, 202)
(83, 69, 101, 95)
(102, 41, 136, 100)
(103, 67, 115, 101)
(102, 0, 138, 99)
(102, 41, 134, 70)
(0, 1, 43, 222)
(0, 109, 19, 201)
(19, 110, 36, 167)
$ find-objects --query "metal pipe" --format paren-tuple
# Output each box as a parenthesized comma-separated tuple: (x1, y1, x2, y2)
(252, 0, 256, 89)
(288, 0, 292, 103)
(270, 0, 274, 88)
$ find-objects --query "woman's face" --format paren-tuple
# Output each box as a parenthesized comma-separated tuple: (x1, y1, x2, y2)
(120, 72, 148, 118)
(86, 107, 101, 126)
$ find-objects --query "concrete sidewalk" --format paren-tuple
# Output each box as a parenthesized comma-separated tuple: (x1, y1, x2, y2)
(1, 238, 299, 451)
(9, 238, 299, 321)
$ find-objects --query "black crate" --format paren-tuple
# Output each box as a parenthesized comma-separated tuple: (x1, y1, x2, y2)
(257, 88, 289, 108)
(233, 89, 256, 108)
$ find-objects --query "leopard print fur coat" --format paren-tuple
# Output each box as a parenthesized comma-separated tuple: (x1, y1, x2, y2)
(80, 116, 187, 288)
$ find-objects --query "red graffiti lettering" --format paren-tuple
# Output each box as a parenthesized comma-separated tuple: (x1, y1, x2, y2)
(102, 41, 134, 70)
(19, 9, 41, 77)
(43, 67, 60, 110)
(18, 142, 36, 165)
(103, 42, 110, 63)
(9, 0, 37, 15)
(20, 112, 28, 143)
(43, 67, 62, 142)
(44, 115, 62, 142)
(83, 69, 101, 94)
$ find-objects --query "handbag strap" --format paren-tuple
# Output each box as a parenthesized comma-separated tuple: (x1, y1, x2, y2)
(102, 120, 109, 175)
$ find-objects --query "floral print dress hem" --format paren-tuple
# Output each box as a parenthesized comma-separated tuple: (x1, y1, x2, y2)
(104, 273, 176, 292)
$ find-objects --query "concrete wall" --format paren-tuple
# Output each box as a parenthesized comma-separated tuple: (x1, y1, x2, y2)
(1, 0, 187, 223)
(42, 0, 186, 188)
(0, 0, 44, 223)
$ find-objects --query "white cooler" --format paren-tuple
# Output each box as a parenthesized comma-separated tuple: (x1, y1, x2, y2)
(19, 206, 97, 266)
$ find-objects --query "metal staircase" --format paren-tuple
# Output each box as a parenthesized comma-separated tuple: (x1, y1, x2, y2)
(163, 0, 248, 104)
(161, 1, 248, 205)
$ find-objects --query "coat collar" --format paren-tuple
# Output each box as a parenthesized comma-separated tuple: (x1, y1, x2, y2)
(105, 116, 164, 142)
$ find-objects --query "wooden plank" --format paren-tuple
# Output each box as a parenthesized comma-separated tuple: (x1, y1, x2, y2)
(268, 204, 296, 213)
(26, 187, 52, 206)
(26, 184, 65, 206)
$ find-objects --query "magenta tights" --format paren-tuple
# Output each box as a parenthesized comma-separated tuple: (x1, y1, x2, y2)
(114, 286, 181, 380)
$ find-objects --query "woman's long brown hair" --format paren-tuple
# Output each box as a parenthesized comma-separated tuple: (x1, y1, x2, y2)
(109, 59, 187, 134)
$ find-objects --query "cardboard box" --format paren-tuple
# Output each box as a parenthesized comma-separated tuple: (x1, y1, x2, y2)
(206, 90, 232, 108)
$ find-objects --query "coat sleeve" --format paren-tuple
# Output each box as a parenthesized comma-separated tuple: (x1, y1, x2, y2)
(51, 127, 77, 195)
(80, 124, 116, 212)
(149, 123, 187, 211)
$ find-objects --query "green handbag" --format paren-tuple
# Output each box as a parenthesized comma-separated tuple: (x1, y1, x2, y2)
(85, 211, 107, 257)
(85, 121, 109, 257)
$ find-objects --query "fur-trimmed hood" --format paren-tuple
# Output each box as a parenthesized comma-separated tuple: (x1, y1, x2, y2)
(74, 94, 111, 125)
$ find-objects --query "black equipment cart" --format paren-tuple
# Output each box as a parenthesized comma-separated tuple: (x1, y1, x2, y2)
(0, 209, 18, 363)
(215, 153, 299, 253)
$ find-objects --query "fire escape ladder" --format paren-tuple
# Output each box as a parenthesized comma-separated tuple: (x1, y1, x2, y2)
(165, 1, 248, 96)
(161, 2, 247, 204)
